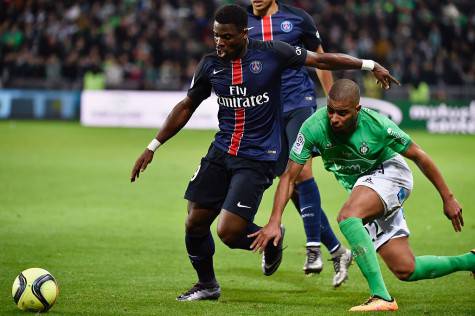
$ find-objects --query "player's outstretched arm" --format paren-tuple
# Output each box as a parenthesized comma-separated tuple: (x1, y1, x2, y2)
(249, 160, 305, 252)
(402, 142, 464, 232)
(130, 96, 199, 182)
(305, 51, 400, 89)
(314, 45, 334, 95)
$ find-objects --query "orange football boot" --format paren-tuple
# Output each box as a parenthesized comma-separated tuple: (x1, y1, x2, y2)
(349, 296, 398, 312)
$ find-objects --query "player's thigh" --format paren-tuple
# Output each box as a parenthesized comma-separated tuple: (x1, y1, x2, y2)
(184, 145, 230, 211)
(338, 185, 385, 221)
(222, 162, 274, 223)
(378, 237, 415, 280)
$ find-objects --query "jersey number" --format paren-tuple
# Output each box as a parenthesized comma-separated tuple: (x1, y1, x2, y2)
(365, 221, 384, 242)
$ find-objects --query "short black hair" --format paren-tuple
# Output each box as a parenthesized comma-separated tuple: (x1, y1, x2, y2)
(214, 4, 248, 30)
(329, 79, 360, 105)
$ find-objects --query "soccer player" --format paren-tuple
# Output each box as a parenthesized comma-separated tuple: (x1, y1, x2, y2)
(130, 5, 398, 302)
(249, 79, 475, 311)
(247, 0, 352, 285)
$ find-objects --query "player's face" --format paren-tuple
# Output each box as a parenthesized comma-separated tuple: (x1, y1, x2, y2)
(213, 22, 247, 61)
(327, 98, 361, 134)
(251, 0, 275, 12)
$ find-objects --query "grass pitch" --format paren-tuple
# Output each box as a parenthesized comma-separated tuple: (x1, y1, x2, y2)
(0, 121, 474, 315)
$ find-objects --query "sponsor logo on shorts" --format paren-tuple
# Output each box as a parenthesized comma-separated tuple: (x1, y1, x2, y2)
(363, 177, 373, 184)
(237, 201, 252, 209)
(190, 164, 201, 181)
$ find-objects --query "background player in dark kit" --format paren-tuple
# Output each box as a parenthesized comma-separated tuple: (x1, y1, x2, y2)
(248, 0, 351, 285)
(130, 4, 398, 302)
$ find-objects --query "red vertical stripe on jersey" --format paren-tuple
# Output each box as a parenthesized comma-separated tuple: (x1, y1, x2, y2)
(229, 58, 244, 155)
(261, 16, 273, 41)
(231, 59, 243, 85)
(228, 109, 245, 156)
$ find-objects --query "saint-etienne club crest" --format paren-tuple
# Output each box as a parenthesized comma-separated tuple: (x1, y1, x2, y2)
(249, 60, 263, 74)
(280, 20, 293, 33)
(359, 142, 369, 155)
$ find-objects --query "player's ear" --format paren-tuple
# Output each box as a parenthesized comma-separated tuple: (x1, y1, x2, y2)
(242, 27, 248, 40)
(356, 104, 362, 112)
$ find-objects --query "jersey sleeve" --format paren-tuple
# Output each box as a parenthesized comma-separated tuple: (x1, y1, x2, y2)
(382, 117, 412, 153)
(187, 57, 212, 104)
(299, 10, 322, 51)
(271, 40, 307, 69)
(289, 123, 314, 165)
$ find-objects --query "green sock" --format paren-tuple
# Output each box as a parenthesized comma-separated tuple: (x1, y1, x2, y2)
(339, 217, 391, 301)
(407, 252, 475, 281)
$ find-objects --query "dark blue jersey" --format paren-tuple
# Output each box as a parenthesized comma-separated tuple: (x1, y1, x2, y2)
(187, 39, 307, 161)
(247, 3, 322, 113)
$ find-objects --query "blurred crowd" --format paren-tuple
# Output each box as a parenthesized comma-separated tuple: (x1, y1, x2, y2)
(1, 0, 474, 95)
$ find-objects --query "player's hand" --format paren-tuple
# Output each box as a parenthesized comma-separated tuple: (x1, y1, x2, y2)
(248, 222, 282, 253)
(372, 63, 400, 90)
(130, 149, 154, 182)
(443, 196, 464, 232)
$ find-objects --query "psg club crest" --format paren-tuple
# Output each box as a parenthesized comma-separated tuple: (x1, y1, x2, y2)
(280, 20, 293, 33)
(249, 60, 263, 74)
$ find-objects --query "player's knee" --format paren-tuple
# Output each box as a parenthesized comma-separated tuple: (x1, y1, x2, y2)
(337, 200, 361, 222)
(216, 226, 239, 248)
(185, 215, 207, 236)
(392, 260, 415, 281)
(337, 208, 354, 223)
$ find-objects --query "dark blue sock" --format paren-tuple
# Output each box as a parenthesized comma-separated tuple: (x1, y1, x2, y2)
(320, 209, 341, 253)
(295, 178, 321, 245)
(227, 222, 261, 250)
(185, 231, 216, 283)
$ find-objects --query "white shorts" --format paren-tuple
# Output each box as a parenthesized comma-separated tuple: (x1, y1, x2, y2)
(364, 208, 410, 250)
(353, 154, 413, 250)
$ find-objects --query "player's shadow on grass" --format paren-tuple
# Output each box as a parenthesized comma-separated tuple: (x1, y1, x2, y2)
(218, 267, 365, 306)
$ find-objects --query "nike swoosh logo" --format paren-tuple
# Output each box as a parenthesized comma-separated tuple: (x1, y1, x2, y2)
(300, 206, 312, 212)
(213, 69, 224, 75)
(237, 202, 252, 209)
(188, 255, 201, 259)
(247, 27, 254, 31)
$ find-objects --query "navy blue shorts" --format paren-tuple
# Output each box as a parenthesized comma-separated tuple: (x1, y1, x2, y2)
(184, 145, 275, 222)
(275, 107, 319, 176)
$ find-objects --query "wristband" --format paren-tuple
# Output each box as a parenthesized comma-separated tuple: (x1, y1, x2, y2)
(147, 139, 161, 152)
(361, 59, 375, 71)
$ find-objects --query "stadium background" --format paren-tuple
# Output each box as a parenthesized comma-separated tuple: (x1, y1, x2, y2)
(1, 0, 474, 315)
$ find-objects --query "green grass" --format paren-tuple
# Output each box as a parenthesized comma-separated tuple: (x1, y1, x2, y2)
(0, 121, 474, 315)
